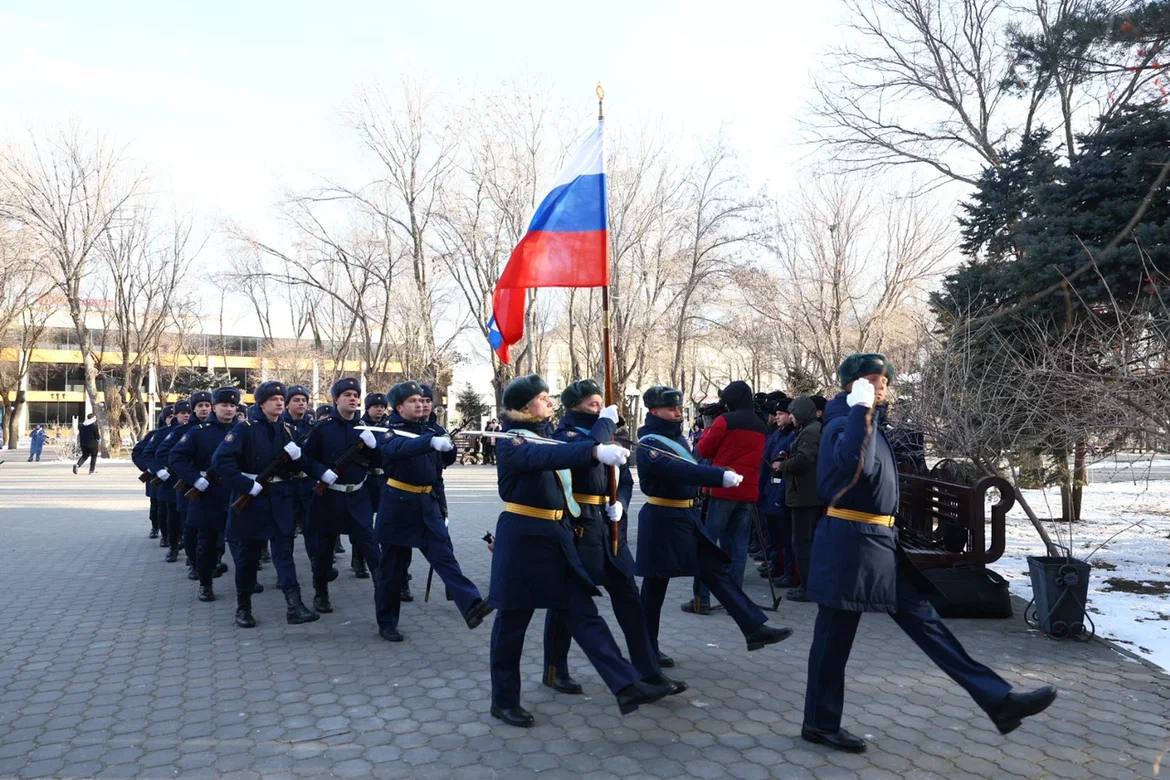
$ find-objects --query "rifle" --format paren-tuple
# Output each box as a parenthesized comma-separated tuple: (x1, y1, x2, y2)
(312, 439, 370, 496)
(174, 478, 189, 494)
(138, 471, 151, 483)
(184, 471, 221, 501)
(232, 425, 309, 511)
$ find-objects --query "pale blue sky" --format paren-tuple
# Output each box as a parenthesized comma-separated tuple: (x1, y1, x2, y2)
(1, 2, 838, 227)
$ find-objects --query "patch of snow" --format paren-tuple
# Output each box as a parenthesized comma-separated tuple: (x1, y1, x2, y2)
(996, 480, 1170, 672)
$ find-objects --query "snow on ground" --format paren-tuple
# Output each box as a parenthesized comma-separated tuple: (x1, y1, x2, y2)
(996, 478, 1170, 671)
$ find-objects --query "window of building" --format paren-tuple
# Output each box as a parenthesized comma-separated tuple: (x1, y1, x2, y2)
(27, 401, 85, 428)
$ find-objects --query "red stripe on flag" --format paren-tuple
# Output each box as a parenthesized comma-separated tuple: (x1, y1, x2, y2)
(497, 230, 609, 289)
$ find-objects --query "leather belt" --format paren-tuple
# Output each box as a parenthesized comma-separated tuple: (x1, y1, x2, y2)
(326, 479, 366, 493)
(646, 496, 695, 509)
(572, 493, 607, 505)
(504, 502, 563, 521)
(386, 478, 432, 494)
(826, 507, 895, 527)
(243, 472, 285, 483)
(288, 472, 307, 479)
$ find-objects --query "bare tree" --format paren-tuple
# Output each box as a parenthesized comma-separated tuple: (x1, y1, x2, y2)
(97, 209, 200, 438)
(808, 0, 1169, 183)
(740, 177, 952, 387)
(0, 126, 142, 454)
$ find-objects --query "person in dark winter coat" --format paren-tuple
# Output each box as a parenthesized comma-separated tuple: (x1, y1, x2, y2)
(777, 396, 823, 602)
(688, 380, 767, 613)
(73, 413, 101, 474)
(801, 352, 1057, 755)
(635, 385, 794, 668)
(759, 399, 797, 586)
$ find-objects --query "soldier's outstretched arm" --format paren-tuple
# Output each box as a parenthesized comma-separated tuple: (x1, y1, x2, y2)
(636, 445, 724, 487)
(497, 436, 596, 473)
(378, 430, 435, 463)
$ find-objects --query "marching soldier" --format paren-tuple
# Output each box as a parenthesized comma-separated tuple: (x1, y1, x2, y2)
(212, 381, 318, 628)
(542, 380, 684, 696)
(175, 391, 213, 580)
(800, 353, 1056, 753)
(301, 377, 382, 616)
(635, 386, 793, 667)
(488, 374, 673, 727)
(150, 399, 191, 564)
(170, 387, 240, 603)
(372, 381, 491, 642)
(282, 385, 317, 565)
(354, 392, 388, 580)
(132, 406, 172, 541)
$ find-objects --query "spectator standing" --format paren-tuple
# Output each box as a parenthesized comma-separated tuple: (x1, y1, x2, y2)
(685, 380, 767, 614)
(28, 425, 47, 462)
(776, 396, 823, 601)
(73, 413, 100, 475)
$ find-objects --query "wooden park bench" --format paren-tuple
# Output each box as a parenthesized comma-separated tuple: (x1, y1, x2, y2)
(896, 473, 1014, 570)
(453, 432, 482, 465)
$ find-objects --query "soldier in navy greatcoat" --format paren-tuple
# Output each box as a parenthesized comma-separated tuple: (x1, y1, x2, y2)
(212, 381, 318, 628)
(174, 391, 214, 580)
(635, 385, 793, 667)
(487, 374, 674, 728)
(372, 381, 491, 642)
(541, 379, 685, 697)
(280, 385, 317, 565)
(300, 377, 382, 617)
(132, 406, 171, 540)
(354, 392, 388, 580)
(170, 387, 240, 603)
(800, 353, 1056, 753)
(150, 400, 191, 564)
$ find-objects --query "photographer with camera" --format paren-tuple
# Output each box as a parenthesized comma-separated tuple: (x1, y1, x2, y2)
(684, 380, 768, 614)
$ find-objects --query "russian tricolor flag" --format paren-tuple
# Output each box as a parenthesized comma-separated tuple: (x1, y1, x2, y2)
(488, 121, 608, 363)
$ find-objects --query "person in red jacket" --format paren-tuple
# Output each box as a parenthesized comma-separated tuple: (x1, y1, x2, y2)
(685, 380, 768, 614)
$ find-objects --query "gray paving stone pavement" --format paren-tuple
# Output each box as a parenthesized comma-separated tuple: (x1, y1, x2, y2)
(0, 459, 1167, 778)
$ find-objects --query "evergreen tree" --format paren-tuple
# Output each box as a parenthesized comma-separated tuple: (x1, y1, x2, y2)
(454, 383, 490, 428)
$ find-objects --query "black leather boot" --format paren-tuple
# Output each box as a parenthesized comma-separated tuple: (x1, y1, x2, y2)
(284, 589, 320, 624)
(313, 585, 333, 613)
(801, 725, 866, 753)
(198, 583, 215, 602)
(400, 581, 413, 602)
(616, 679, 673, 714)
(542, 665, 583, 695)
(235, 593, 256, 628)
(351, 551, 369, 579)
(745, 623, 794, 651)
(333, 537, 345, 554)
(464, 598, 494, 629)
(989, 686, 1057, 735)
(490, 704, 534, 727)
(186, 564, 199, 580)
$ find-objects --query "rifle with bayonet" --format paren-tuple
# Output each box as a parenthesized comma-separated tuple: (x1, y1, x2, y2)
(232, 424, 308, 512)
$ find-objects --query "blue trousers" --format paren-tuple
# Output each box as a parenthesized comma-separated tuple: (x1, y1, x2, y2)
(162, 501, 182, 552)
(230, 533, 299, 594)
(803, 569, 1012, 731)
(491, 588, 640, 709)
(694, 498, 752, 605)
(643, 535, 766, 655)
(544, 560, 660, 682)
(149, 498, 160, 532)
(309, 522, 379, 590)
(764, 510, 795, 579)
(196, 528, 222, 586)
(375, 531, 480, 630)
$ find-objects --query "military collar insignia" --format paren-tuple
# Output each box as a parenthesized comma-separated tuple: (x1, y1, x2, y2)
(224, 432, 235, 442)
(512, 436, 525, 446)
(648, 449, 660, 460)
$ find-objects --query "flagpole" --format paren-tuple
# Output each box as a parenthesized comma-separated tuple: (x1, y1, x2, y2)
(596, 83, 621, 558)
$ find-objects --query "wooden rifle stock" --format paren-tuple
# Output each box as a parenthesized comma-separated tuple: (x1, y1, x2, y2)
(184, 471, 221, 501)
(138, 471, 151, 484)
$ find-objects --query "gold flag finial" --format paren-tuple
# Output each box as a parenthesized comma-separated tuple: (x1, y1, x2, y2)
(596, 82, 605, 121)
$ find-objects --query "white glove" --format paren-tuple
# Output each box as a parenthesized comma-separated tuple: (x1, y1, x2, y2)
(194, 477, 210, 492)
(359, 430, 377, 448)
(283, 441, 302, 460)
(606, 502, 623, 522)
(321, 469, 338, 485)
(722, 470, 744, 488)
(847, 379, 875, 408)
(595, 443, 630, 466)
(430, 435, 454, 452)
(248, 481, 263, 497)
(599, 405, 619, 423)
(156, 468, 170, 481)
